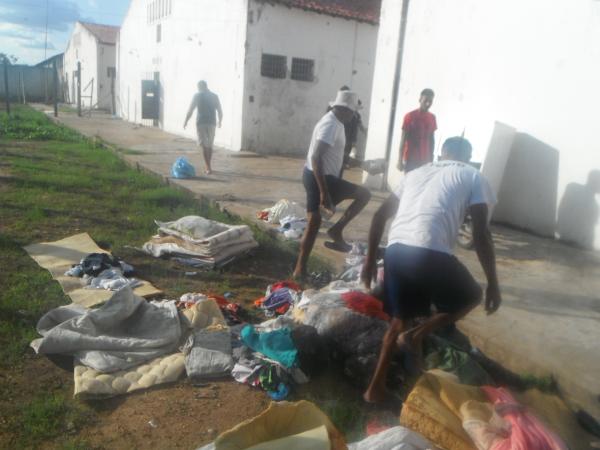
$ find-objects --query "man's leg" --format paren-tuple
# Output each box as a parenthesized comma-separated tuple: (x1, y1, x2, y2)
(398, 255, 483, 361)
(327, 182, 371, 249)
(364, 317, 408, 403)
(293, 211, 321, 279)
(203, 145, 212, 174)
(398, 298, 480, 358)
(198, 125, 214, 174)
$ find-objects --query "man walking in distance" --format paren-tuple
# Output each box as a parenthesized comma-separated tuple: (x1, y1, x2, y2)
(293, 90, 371, 279)
(184, 80, 222, 174)
(361, 137, 501, 403)
(398, 88, 437, 172)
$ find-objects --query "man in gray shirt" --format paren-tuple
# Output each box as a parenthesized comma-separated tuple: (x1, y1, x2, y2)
(184, 80, 223, 174)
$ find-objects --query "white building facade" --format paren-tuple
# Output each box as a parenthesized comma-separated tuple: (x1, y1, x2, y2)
(365, 0, 600, 250)
(63, 22, 119, 110)
(116, 0, 379, 155)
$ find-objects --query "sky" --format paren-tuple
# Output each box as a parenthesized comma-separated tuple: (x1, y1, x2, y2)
(0, 0, 129, 65)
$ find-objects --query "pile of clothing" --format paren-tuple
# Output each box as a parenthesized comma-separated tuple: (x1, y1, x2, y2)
(254, 280, 302, 316)
(65, 252, 140, 291)
(30, 287, 243, 397)
(258, 199, 307, 240)
(401, 370, 571, 450)
(142, 216, 258, 269)
(338, 243, 385, 283)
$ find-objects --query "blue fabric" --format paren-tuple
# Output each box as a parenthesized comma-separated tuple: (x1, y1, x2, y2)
(171, 157, 196, 179)
(240, 325, 297, 368)
(263, 288, 294, 311)
(267, 382, 290, 401)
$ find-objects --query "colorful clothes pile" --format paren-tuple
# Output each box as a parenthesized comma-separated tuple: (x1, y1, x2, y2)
(254, 281, 301, 316)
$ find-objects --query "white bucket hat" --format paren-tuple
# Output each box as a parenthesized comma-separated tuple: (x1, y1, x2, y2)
(329, 90, 359, 111)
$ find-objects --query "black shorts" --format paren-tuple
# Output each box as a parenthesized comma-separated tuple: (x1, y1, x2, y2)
(384, 243, 482, 319)
(302, 167, 362, 213)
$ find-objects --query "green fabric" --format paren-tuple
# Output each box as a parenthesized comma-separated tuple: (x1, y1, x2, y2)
(424, 336, 493, 386)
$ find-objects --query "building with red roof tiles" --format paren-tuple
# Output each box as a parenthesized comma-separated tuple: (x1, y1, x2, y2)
(117, 0, 381, 155)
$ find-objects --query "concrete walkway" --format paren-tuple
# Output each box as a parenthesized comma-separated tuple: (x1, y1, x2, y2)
(40, 106, 600, 421)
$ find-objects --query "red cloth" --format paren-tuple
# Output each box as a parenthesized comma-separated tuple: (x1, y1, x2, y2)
(401, 109, 437, 164)
(341, 291, 389, 321)
(270, 280, 301, 292)
(481, 386, 568, 450)
(365, 419, 392, 436)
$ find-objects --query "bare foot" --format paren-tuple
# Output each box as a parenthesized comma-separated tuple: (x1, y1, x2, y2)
(363, 388, 403, 410)
(363, 387, 388, 404)
(205, 169, 212, 175)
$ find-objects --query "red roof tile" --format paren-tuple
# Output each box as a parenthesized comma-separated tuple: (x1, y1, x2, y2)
(266, 0, 381, 24)
(80, 22, 120, 45)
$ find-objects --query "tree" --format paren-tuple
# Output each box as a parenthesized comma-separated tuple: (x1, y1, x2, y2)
(0, 53, 18, 65)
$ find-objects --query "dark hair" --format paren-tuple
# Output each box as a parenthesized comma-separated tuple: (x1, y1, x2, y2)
(339, 85, 350, 91)
(443, 136, 472, 160)
(420, 88, 434, 97)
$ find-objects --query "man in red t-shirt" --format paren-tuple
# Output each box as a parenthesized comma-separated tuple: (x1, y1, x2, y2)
(398, 88, 437, 172)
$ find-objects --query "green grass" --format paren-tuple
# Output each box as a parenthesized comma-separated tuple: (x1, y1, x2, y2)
(0, 104, 324, 367)
(16, 393, 92, 448)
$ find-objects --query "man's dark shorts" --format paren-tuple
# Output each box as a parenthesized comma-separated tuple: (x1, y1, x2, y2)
(302, 167, 361, 213)
(384, 243, 482, 319)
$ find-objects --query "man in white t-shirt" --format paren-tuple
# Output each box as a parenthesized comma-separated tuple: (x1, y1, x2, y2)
(293, 90, 371, 279)
(360, 136, 501, 404)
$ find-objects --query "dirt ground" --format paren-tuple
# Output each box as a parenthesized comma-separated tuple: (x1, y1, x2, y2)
(0, 355, 270, 450)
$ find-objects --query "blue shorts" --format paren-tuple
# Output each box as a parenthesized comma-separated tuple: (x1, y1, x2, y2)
(384, 243, 482, 319)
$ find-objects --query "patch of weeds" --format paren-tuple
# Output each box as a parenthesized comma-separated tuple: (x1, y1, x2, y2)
(18, 393, 91, 448)
(137, 186, 197, 209)
(0, 105, 83, 141)
(60, 438, 93, 450)
(24, 206, 47, 222)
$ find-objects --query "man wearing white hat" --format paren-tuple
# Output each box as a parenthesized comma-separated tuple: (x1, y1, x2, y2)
(293, 90, 371, 279)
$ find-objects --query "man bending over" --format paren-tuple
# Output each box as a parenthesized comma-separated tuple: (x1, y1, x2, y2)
(361, 136, 501, 403)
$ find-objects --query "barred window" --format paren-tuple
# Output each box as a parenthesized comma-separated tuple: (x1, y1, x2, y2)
(291, 57, 314, 82)
(261, 54, 286, 79)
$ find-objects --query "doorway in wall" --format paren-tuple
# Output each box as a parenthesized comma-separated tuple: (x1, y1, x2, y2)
(141, 76, 159, 123)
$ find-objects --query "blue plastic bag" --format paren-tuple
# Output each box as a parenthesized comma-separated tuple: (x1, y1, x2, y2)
(171, 157, 196, 179)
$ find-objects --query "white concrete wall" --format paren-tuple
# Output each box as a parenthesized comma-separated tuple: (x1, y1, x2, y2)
(117, 0, 247, 150)
(63, 23, 99, 109)
(242, 0, 378, 155)
(365, 0, 600, 250)
(97, 43, 116, 110)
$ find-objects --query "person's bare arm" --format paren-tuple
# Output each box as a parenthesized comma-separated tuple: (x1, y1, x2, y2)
(361, 194, 399, 288)
(312, 140, 333, 210)
(216, 96, 223, 128)
(470, 203, 501, 314)
(429, 133, 435, 162)
(183, 96, 196, 129)
(397, 131, 406, 171)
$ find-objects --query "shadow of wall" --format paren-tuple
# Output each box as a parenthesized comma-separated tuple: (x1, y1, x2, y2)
(492, 133, 560, 237)
(556, 170, 600, 249)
